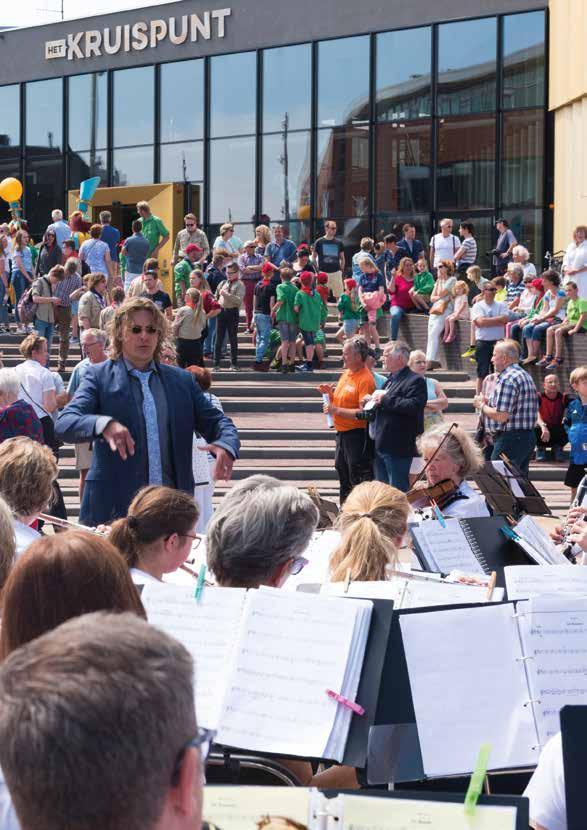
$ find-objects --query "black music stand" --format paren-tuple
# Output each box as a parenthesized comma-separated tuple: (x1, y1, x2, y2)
(472, 454, 551, 518)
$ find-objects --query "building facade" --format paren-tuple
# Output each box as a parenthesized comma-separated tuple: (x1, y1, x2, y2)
(0, 0, 550, 272)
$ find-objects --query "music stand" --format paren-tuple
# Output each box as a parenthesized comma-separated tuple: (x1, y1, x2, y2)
(472, 454, 551, 518)
(561, 705, 587, 830)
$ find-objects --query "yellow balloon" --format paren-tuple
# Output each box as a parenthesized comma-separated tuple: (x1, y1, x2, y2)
(0, 178, 23, 203)
(297, 204, 311, 221)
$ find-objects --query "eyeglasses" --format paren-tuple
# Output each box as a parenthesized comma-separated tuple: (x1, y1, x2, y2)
(171, 727, 216, 785)
(287, 556, 308, 575)
(483, 287, 497, 292)
(83, 341, 101, 349)
(185, 223, 196, 229)
(179, 532, 201, 548)
(130, 325, 158, 335)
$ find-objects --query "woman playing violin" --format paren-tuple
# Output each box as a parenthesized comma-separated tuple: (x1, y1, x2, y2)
(414, 424, 490, 518)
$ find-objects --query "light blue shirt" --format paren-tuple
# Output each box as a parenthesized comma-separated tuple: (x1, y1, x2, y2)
(48, 219, 71, 247)
(0, 766, 19, 830)
(67, 358, 91, 398)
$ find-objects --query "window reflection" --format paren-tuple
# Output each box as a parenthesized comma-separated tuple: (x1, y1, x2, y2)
(262, 131, 311, 221)
(160, 142, 203, 183)
(317, 36, 369, 127)
(434, 214, 494, 271)
(209, 136, 255, 223)
(160, 60, 204, 142)
(0, 85, 20, 156)
(263, 44, 311, 133)
(210, 52, 256, 138)
(376, 121, 431, 213)
(68, 73, 107, 152)
(112, 67, 154, 148)
(502, 110, 544, 207)
(437, 116, 496, 210)
(316, 127, 369, 218)
(68, 150, 108, 189)
(376, 28, 431, 121)
(25, 157, 64, 239)
(437, 18, 497, 115)
(26, 79, 63, 154)
(501, 208, 543, 268)
(374, 213, 430, 250)
(112, 147, 154, 186)
(503, 11, 545, 109)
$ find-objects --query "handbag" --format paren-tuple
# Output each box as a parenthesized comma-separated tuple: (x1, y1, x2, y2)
(16, 284, 36, 325)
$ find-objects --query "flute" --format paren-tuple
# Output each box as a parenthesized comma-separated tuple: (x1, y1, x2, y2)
(38, 513, 106, 535)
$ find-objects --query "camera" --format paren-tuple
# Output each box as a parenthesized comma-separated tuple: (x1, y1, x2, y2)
(356, 409, 377, 423)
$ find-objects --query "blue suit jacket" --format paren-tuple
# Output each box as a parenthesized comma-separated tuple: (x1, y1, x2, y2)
(56, 359, 240, 526)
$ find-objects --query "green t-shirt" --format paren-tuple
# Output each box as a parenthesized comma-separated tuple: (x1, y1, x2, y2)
(294, 289, 322, 332)
(263, 328, 282, 359)
(413, 270, 434, 295)
(567, 298, 587, 329)
(338, 293, 362, 320)
(174, 259, 192, 294)
(275, 281, 298, 324)
(140, 214, 169, 255)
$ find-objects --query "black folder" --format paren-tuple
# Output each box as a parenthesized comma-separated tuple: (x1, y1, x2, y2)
(561, 705, 587, 830)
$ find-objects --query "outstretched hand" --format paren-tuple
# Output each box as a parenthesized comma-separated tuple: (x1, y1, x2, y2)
(197, 444, 234, 481)
(103, 421, 135, 460)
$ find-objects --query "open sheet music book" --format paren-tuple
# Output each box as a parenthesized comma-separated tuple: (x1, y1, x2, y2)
(505, 565, 587, 600)
(511, 515, 571, 566)
(320, 577, 504, 606)
(141, 584, 371, 762)
(203, 787, 523, 830)
(399, 596, 587, 777)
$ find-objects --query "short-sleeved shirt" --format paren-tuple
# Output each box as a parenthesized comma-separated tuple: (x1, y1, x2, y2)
(123, 233, 150, 274)
(523, 733, 566, 830)
(254, 280, 276, 315)
(458, 236, 477, 265)
(294, 289, 323, 332)
(68, 357, 91, 397)
(357, 271, 385, 293)
(275, 281, 298, 324)
(413, 270, 435, 295)
(506, 280, 525, 303)
(80, 238, 110, 274)
(140, 214, 169, 255)
(337, 293, 361, 321)
(100, 224, 121, 261)
(567, 297, 587, 329)
(14, 359, 55, 420)
(430, 232, 460, 267)
(470, 299, 509, 341)
(314, 237, 344, 272)
(265, 239, 297, 267)
(332, 367, 376, 432)
(31, 276, 54, 324)
(142, 289, 171, 313)
(487, 363, 539, 432)
(12, 245, 33, 273)
(390, 274, 415, 310)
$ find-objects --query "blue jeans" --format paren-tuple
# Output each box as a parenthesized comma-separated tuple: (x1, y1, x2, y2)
(11, 270, 30, 323)
(491, 429, 536, 477)
(375, 452, 412, 493)
(0, 281, 8, 325)
(34, 319, 54, 361)
(389, 306, 405, 341)
(203, 316, 216, 354)
(255, 312, 271, 362)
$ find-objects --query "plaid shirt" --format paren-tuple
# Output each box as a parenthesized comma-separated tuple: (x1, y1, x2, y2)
(487, 363, 539, 432)
(54, 273, 82, 307)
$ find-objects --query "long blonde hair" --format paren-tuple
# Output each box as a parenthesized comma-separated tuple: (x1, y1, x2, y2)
(329, 482, 409, 582)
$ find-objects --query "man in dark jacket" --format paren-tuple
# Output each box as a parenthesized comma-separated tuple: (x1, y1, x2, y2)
(396, 223, 425, 264)
(370, 340, 427, 492)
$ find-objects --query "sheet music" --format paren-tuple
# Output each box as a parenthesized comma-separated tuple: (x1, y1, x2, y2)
(492, 460, 525, 498)
(216, 586, 371, 760)
(320, 579, 504, 606)
(515, 515, 571, 566)
(399, 604, 537, 776)
(342, 794, 518, 829)
(505, 566, 587, 600)
(320, 580, 406, 603)
(410, 519, 486, 575)
(203, 786, 312, 829)
(140, 584, 247, 730)
(284, 530, 341, 590)
(518, 596, 587, 746)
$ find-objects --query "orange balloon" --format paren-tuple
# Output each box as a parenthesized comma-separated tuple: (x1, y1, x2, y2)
(0, 178, 23, 203)
(297, 204, 311, 221)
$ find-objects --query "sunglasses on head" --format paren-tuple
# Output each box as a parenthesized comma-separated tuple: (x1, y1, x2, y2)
(130, 325, 157, 335)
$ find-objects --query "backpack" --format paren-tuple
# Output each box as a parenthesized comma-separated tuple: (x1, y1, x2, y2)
(16, 285, 37, 325)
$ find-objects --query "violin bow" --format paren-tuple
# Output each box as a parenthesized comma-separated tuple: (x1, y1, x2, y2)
(411, 421, 459, 488)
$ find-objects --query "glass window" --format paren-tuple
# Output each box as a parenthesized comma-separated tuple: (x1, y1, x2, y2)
(160, 141, 203, 183)
(375, 121, 431, 213)
(502, 110, 544, 208)
(376, 27, 432, 121)
(0, 85, 20, 157)
(112, 147, 154, 186)
(374, 213, 431, 250)
(26, 79, 63, 154)
(437, 18, 497, 115)
(317, 36, 369, 127)
(24, 156, 64, 239)
(263, 44, 311, 133)
(210, 51, 256, 138)
(437, 116, 496, 210)
(160, 60, 204, 142)
(316, 127, 369, 218)
(68, 73, 107, 152)
(501, 208, 543, 269)
(262, 131, 311, 222)
(112, 67, 154, 148)
(209, 136, 255, 224)
(283, 219, 311, 247)
(434, 213, 494, 272)
(68, 150, 108, 189)
(503, 11, 545, 109)
(207, 222, 255, 249)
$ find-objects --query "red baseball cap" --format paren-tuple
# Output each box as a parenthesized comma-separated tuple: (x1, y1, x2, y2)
(185, 243, 202, 255)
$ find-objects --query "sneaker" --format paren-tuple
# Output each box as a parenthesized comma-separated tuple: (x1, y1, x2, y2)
(553, 446, 565, 463)
(461, 346, 476, 358)
(69, 336, 79, 344)
(296, 362, 311, 373)
(213, 364, 221, 371)
(536, 449, 547, 462)
(536, 356, 553, 368)
(228, 365, 239, 372)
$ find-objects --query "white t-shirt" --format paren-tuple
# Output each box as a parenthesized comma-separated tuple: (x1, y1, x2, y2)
(14, 360, 54, 420)
(471, 299, 509, 341)
(13, 519, 40, 557)
(430, 233, 460, 267)
(524, 733, 567, 830)
(0, 767, 19, 830)
(130, 567, 160, 585)
(523, 262, 537, 278)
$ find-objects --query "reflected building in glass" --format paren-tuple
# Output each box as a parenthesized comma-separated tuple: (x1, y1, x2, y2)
(0, 2, 550, 268)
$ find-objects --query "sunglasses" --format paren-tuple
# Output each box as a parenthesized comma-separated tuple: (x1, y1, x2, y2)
(129, 325, 157, 335)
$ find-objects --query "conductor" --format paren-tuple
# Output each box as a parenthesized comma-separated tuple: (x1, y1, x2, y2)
(57, 297, 240, 525)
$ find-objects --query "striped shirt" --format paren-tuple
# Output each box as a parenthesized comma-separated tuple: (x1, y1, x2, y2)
(54, 273, 82, 307)
(459, 235, 477, 265)
(487, 363, 539, 433)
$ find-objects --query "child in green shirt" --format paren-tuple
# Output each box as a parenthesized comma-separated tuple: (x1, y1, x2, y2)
(336, 277, 362, 342)
(541, 280, 587, 369)
(409, 258, 435, 310)
(273, 267, 299, 373)
(293, 271, 323, 373)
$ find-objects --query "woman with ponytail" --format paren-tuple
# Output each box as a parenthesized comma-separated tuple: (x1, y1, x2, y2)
(329, 481, 409, 582)
(109, 485, 199, 585)
(172, 287, 209, 368)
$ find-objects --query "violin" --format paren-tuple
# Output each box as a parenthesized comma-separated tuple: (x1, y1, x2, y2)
(406, 479, 458, 510)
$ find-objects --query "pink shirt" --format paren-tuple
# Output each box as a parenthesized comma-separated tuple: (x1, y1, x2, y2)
(390, 274, 415, 310)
